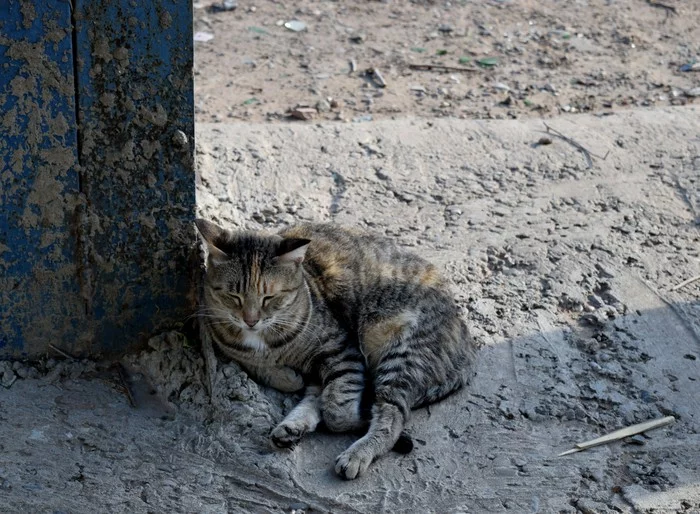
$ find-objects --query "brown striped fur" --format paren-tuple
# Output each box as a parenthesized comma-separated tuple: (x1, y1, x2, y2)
(195, 220, 476, 479)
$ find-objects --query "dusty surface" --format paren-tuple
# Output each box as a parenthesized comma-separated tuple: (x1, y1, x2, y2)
(2, 107, 700, 513)
(193, 0, 700, 123)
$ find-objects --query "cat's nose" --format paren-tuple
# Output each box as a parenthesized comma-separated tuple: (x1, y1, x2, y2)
(244, 318, 259, 328)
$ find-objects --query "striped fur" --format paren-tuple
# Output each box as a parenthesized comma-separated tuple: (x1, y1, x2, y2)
(195, 220, 477, 479)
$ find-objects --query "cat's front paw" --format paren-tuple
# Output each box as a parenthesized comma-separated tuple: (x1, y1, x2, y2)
(335, 439, 375, 480)
(270, 420, 307, 449)
(271, 367, 304, 393)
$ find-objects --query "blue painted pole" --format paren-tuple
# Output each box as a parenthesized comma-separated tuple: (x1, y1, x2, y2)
(0, 0, 195, 357)
(72, 0, 196, 354)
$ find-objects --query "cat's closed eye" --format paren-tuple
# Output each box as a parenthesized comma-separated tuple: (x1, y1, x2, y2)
(214, 287, 242, 307)
(262, 295, 275, 307)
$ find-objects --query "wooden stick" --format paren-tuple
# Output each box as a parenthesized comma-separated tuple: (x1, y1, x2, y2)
(542, 122, 609, 169)
(116, 363, 136, 408)
(408, 64, 478, 73)
(671, 275, 700, 291)
(558, 416, 675, 456)
(49, 344, 76, 361)
(647, 0, 677, 15)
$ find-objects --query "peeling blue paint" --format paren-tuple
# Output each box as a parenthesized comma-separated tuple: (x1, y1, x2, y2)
(0, 0, 195, 357)
(0, 0, 82, 355)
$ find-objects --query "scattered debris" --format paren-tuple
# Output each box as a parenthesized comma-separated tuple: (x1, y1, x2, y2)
(550, 30, 572, 40)
(679, 61, 699, 72)
(368, 68, 387, 88)
(284, 20, 307, 32)
(409, 64, 477, 73)
(558, 416, 676, 456)
(541, 122, 609, 169)
(671, 275, 700, 291)
(208, 0, 237, 13)
(575, 78, 598, 86)
(315, 99, 331, 113)
(1, 361, 17, 388)
(477, 57, 499, 67)
(537, 136, 553, 145)
(349, 59, 357, 74)
(498, 95, 513, 107)
(242, 97, 259, 106)
(194, 31, 214, 42)
(288, 106, 317, 120)
(193, 0, 699, 124)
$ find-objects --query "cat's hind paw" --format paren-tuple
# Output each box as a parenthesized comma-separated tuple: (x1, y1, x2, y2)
(335, 439, 375, 480)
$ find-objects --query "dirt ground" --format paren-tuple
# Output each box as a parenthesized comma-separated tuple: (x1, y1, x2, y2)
(193, 0, 700, 123)
(1, 2, 700, 513)
(3, 107, 700, 513)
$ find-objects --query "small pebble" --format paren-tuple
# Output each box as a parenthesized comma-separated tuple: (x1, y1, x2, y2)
(494, 467, 517, 477)
(625, 435, 646, 446)
(1, 369, 17, 388)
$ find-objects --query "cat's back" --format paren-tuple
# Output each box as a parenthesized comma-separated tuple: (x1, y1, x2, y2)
(280, 223, 446, 291)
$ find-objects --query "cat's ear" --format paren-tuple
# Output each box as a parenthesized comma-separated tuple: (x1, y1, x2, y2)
(194, 219, 229, 264)
(275, 238, 311, 265)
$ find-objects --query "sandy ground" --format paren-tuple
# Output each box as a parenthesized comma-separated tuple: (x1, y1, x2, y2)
(2, 106, 699, 513)
(193, 0, 700, 123)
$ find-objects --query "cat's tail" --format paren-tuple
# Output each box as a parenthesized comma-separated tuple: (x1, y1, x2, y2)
(412, 376, 465, 410)
(392, 431, 414, 454)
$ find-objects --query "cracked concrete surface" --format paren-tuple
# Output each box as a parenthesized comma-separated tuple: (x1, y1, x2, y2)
(1, 107, 699, 513)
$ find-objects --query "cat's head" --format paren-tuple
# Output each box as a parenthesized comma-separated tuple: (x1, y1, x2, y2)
(194, 219, 310, 334)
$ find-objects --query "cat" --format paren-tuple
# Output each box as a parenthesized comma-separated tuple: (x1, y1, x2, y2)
(195, 219, 476, 479)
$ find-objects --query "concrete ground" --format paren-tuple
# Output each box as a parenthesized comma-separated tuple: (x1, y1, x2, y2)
(1, 107, 699, 513)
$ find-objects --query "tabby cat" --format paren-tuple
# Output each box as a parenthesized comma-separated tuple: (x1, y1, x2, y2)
(195, 219, 476, 479)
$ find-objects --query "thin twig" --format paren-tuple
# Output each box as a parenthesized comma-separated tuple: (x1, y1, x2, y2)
(408, 64, 478, 73)
(542, 122, 609, 169)
(49, 344, 76, 361)
(671, 275, 700, 291)
(647, 0, 677, 15)
(115, 363, 136, 408)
